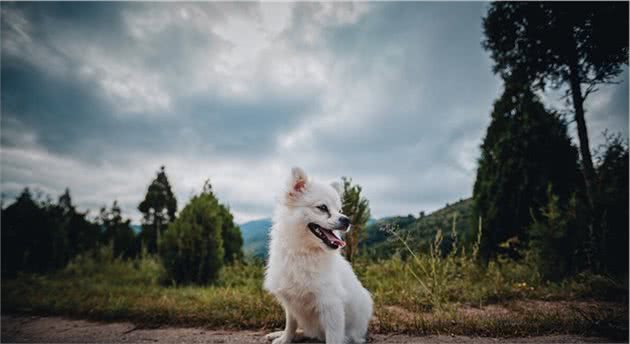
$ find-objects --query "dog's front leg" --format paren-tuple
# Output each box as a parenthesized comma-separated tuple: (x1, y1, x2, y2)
(319, 300, 345, 344)
(270, 308, 298, 344)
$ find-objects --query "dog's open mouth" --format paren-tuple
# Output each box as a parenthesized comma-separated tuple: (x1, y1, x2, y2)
(308, 223, 346, 249)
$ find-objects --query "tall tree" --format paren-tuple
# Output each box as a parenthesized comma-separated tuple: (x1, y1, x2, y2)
(473, 82, 580, 263)
(341, 177, 371, 263)
(99, 201, 137, 259)
(482, 2, 629, 209)
(2, 188, 53, 276)
(54, 189, 100, 259)
(138, 166, 177, 254)
(0, 188, 94, 276)
(1, 188, 101, 277)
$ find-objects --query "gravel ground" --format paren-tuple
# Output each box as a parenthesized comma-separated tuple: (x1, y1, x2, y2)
(0, 315, 618, 343)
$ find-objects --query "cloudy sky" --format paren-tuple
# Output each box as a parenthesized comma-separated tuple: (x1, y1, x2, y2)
(1, 2, 628, 224)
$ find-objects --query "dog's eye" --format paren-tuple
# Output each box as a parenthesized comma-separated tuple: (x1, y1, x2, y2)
(316, 204, 328, 213)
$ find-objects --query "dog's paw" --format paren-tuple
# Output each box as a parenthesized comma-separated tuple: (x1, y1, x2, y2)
(265, 331, 284, 342)
(272, 336, 290, 344)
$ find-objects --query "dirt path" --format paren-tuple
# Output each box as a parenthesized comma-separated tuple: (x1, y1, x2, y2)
(1, 315, 616, 343)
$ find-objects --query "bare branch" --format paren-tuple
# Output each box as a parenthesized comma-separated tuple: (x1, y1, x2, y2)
(583, 84, 599, 100)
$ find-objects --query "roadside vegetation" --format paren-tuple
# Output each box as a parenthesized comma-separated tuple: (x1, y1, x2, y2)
(3, 225, 627, 339)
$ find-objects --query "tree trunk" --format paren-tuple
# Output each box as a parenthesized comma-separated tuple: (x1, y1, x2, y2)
(568, 57, 600, 272)
(345, 230, 355, 263)
(568, 64, 597, 209)
(156, 218, 161, 255)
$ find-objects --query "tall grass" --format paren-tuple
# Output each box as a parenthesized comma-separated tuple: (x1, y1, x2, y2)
(361, 214, 626, 312)
(372, 214, 484, 310)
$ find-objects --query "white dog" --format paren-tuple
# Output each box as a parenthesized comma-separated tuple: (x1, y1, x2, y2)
(264, 167, 373, 344)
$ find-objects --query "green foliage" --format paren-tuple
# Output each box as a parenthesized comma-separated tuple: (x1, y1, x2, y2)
(216, 259, 265, 289)
(528, 187, 580, 280)
(218, 204, 244, 263)
(99, 201, 138, 259)
(528, 135, 630, 279)
(482, 2, 628, 90)
(54, 189, 101, 258)
(61, 244, 165, 286)
(594, 135, 629, 276)
(341, 177, 371, 262)
(366, 221, 627, 317)
(472, 83, 580, 263)
(1, 174, 242, 283)
(374, 216, 484, 310)
(2, 188, 60, 276)
(138, 166, 178, 254)
(1, 188, 100, 277)
(482, 1, 629, 211)
(159, 181, 225, 285)
(362, 199, 473, 260)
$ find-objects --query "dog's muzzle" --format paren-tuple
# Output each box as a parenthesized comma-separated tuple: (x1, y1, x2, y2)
(307, 223, 346, 249)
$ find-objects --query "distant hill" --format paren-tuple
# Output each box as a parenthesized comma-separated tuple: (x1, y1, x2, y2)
(240, 218, 272, 258)
(361, 198, 474, 259)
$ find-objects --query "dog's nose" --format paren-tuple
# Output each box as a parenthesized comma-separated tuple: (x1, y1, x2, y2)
(339, 216, 351, 229)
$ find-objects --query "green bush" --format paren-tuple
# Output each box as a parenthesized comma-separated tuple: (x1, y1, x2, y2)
(159, 183, 225, 285)
(218, 204, 244, 264)
(528, 187, 579, 280)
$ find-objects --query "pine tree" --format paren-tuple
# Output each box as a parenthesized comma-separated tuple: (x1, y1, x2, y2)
(2, 189, 49, 276)
(138, 166, 177, 254)
(1, 188, 71, 275)
(1, 188, 100, 276)
(472, 82, 580, 263)
(99, 201, 137, 258)
(341, 177, 371, 263)
(55, 189, 100, 259)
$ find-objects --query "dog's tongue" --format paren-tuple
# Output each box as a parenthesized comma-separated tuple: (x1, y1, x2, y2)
(323, 229, 346, 248)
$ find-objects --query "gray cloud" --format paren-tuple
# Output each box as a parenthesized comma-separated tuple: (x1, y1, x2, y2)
(1, 2, 627, 223)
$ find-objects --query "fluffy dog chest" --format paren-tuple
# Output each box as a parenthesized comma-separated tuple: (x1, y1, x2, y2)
(264, 252, 342, 297)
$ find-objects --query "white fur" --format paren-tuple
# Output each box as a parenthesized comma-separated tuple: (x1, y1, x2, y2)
(264, 167, 373, 344)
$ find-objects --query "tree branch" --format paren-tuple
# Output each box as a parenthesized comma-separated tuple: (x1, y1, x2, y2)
(583, 84, 599, 100)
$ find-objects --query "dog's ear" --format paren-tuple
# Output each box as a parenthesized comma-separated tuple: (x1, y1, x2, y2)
(330, 181, 343, 196)
(287, 167, 308, 199)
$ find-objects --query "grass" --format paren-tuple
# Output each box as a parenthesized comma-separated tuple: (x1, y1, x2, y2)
(2, 240, 628, 339)
(3, 250, 283, 329)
